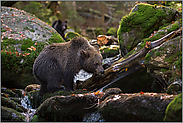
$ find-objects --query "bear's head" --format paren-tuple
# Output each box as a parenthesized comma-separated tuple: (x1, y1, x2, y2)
(79, 46, 104, 74)
(57, 20, 67, 32)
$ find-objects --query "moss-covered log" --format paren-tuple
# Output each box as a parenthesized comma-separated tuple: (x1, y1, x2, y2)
(80, 28, 182, 91)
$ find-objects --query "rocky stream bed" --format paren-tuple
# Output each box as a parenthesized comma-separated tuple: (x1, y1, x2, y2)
(1, 3, 182, 122)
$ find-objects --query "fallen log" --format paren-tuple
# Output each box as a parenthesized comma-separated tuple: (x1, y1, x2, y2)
(79, 27, 182, 91)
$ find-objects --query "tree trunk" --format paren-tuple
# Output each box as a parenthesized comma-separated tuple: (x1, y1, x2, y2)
(79, 27, 182, 91)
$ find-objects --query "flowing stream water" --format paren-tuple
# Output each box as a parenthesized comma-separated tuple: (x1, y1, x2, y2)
(20, 94, 36, 122)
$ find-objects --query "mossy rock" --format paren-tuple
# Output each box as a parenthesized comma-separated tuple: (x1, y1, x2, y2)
(144, 35, 182, 81)
(65, 31, 82, 41)
(122, 20, 182, 84)
(36, 93, 97, 121)
(99, 92, 174, 121)
(48, 33, 64, 44)
(11, 89, 25, 98)
(1, 96, 25, 112)
(99, 45, 119, 58)
(164, 93, 182, 121)
(27, 89, 90, 109)
(21, 38, 35, 51)
(124, 19, 182, 58)
(117, 3, 180, 56)
(65, 31, 90, 42)
(1, 106, 25, 122)
(9, 97, 21, 104)
(106, 27, 117, 37)
(28, 90, 43, 109)
(3, 89, 16, 97)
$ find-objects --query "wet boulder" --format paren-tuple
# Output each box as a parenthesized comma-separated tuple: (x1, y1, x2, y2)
(100, 45, 119, 58)
(1, 87, 26, 106)
(166, 80, 182, 95)
(35, 93, 98, 121)
(164, 93, 182, 121)
(1, 96, 27, 113)
(25, 84, 40, 92)
(1, 106, 25, 122)
(28, 90, 43, 109)
(100, 88, 122, 101)
(99, 92, 176, 121)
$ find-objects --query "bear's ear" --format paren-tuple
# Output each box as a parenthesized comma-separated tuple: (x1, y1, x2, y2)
(94, 45, 100, 52)
(65, 20, 67, 23)
(80, 49, 90, 59)
(58, 20, 62, 23)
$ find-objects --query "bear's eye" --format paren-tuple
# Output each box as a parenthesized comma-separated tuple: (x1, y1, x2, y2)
(94, 63, 99, 66)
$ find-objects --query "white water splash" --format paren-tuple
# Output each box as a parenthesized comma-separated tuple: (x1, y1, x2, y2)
(21, 95, 36, 122)
(83, 111, 105, 122)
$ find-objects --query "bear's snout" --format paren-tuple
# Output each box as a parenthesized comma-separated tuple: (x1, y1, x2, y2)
(100, 69, 104, 74)
(96, 65, 104, 74)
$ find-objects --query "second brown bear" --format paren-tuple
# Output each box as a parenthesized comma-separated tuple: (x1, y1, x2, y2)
(33, 37, 104, 95)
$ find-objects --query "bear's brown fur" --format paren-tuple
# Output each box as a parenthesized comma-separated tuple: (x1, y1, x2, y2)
(33, 37, 104, 95)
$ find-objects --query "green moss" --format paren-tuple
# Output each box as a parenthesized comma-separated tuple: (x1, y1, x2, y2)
(141, 19, 181, 50)
(164, 51, 182, 64)
(28, 90, 42, 109)
(1, 38, 34, 51)
(106, 27, 117, 37)
(164, 93, 182, 121)
(161, 68, 168, 73)
(118, 3, 166, 33)
(4, 89, 16, 97)
(1, 38, 18, 47)
(1, 106, 25, 122)
(1, 29, 6, 32)
(23, 27, 35, 32)
(48, 33, 64, 43)
(21, 38, 34, 51)
(167, 21, 180, 32)
(155, 51, 161, 56)
(65, 31, 81, 41)
(1, 39, 47, 73)
(1, 97, 24, 112)
(145, 52, 152, 63)
(173, 51, 182, 68)
(9, 97, 21, 104)
(100, 47, 119, 58)
(117, 3, 170, 55)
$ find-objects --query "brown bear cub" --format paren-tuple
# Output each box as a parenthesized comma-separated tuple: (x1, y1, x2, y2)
(52, 20, 67, 40)
(33, 37, 104, 95)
